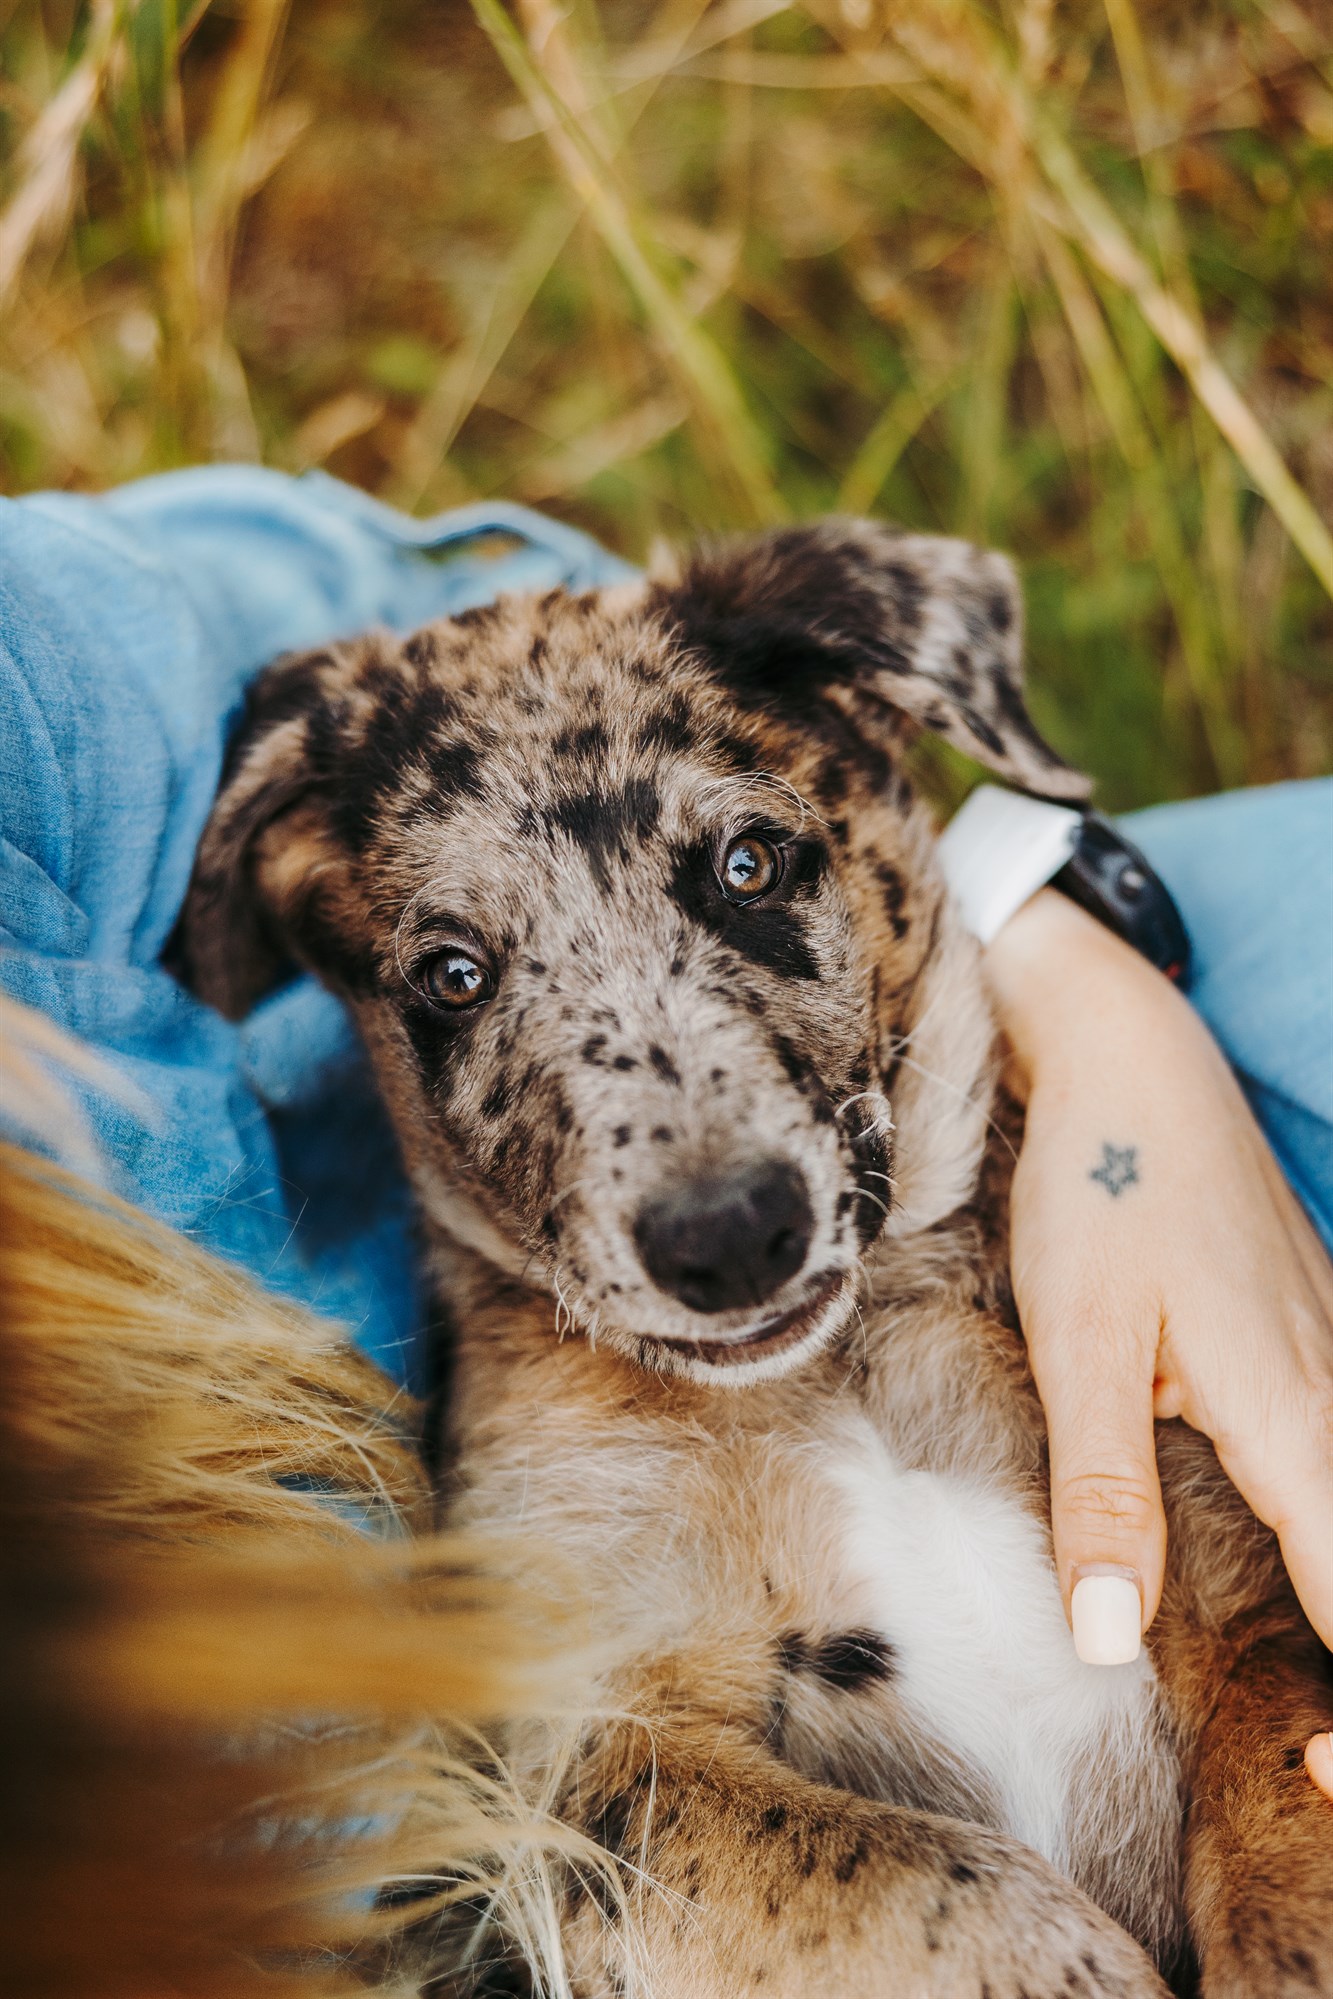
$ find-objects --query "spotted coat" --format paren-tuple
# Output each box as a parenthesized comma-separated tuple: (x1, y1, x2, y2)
(180, 521, 1333, 1999)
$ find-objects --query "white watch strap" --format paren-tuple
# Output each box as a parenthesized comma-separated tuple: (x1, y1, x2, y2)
(936, 784, 1083, 943)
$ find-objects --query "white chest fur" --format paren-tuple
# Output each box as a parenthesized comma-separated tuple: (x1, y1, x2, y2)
(825, 1420, 1159, 1874)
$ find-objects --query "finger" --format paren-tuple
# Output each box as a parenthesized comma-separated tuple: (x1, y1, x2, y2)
(1032, 1330, 1167, 1662)
(1305, 1732, 1333, 1803)
(1198, 1350, 1333, 1651)
(1220, 1431, 1333, 1653)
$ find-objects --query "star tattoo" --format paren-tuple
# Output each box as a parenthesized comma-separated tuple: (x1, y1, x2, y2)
(1089, 1143, 1140, 1198)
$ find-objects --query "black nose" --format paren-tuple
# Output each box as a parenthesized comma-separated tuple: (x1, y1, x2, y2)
(633, 1159, 814, 1314)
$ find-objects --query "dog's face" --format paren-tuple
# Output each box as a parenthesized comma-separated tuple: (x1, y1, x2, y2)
(179, 522, 1085, 1385)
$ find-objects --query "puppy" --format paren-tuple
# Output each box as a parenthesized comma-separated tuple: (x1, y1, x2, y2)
(180, 521, 1333, 1998)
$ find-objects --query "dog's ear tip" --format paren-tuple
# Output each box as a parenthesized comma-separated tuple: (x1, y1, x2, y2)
(1019, 753, 1093, 803)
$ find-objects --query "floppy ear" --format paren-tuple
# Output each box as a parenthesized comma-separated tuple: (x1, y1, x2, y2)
(648, 518, 1090, 800)
(171, 647, 350, 1021)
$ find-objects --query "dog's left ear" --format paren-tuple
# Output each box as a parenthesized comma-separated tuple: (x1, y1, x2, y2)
(648, 518, 1090, 800)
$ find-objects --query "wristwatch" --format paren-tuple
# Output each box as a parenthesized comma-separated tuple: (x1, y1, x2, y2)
(935, 786, 1191, 983)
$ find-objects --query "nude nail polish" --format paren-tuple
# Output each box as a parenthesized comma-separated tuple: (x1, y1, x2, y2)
(1071, 1571, 1142, 1665)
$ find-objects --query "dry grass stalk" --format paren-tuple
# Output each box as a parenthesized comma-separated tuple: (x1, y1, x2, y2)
(0, 0, 121, 310)
(472, 0, 787, 525)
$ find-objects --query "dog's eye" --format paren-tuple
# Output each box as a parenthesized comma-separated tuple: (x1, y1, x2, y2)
(719, 833, 783, 902)
(418, 947, 494, 1010)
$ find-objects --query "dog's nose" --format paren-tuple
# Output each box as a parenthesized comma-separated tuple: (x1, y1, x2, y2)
(633, 1159, 813, 1314)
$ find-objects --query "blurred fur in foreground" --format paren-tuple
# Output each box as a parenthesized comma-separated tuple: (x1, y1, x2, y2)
(0, 996, 598, 1999)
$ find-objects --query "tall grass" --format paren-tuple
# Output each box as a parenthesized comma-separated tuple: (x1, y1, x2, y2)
(2, 0, 1330, 805)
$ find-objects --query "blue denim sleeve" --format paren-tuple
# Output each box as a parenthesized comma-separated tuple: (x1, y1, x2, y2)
(1123, 779, 1333, 1257)
(0, 467, 635, 1388)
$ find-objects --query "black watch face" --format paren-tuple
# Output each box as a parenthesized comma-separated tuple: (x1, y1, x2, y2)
(1055, 816, 1190, 983)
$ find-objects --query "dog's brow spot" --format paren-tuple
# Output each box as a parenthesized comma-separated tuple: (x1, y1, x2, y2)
(651, 1125, 674, 1144)
(613, 1125, 633, 1148)
(669, 956, 685, 977)
(815, 753, 850, 807)
(636, 696, 693, 755)
(545, 781, 661, 889)
(582, 1034, 608, 1066)
(526, 958, 547, 976)
(613, 1052, 638, 1072)
(648, 1044, 681, 1086)
(709, 1066, 726, 1084)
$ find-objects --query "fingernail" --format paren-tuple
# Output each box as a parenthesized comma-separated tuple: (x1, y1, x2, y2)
(1071, 1568, 1142, 1665)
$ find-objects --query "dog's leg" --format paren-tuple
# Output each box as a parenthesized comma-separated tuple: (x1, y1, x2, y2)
(562, 1726, 1168, 1999)
(1179, 1630, 1333, 1999)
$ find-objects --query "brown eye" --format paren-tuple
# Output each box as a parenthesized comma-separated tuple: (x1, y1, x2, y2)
(719, 833, 782, 902)
(419, 947, 494, 1009)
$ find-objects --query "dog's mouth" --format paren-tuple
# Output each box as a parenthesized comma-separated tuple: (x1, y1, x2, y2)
(655, 1269, 847, 1369)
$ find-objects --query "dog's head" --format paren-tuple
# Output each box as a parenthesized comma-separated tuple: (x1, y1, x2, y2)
(177, 521, 1086, 1384)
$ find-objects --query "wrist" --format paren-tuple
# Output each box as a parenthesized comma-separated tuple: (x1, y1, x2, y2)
(984, 889, 1171, 1087)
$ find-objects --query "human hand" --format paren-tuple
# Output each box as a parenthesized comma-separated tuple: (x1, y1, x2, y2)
(984, 890, 1333, 1798)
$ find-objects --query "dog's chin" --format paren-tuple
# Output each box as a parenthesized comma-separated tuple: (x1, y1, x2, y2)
(626, 1269, 856, 1387)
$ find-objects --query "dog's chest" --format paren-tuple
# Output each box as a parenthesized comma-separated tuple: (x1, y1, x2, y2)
(775, 1415, 1159, 1874)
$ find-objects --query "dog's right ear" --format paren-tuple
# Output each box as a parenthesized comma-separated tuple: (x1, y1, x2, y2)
(171, 647, 350, 1021)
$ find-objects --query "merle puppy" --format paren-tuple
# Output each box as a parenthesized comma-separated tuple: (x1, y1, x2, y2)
(179, 521, 1332, 1999)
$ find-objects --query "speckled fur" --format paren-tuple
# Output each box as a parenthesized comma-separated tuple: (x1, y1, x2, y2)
(180, 521, 1332, 1999)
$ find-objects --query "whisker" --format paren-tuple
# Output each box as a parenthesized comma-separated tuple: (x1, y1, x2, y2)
(696, 768, 828, 834)
(547, 1177, 596, 1215)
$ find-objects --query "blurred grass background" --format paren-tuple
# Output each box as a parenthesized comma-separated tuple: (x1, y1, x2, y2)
(1, 0, 1330, 807)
